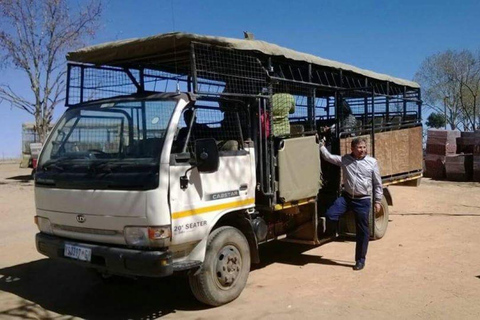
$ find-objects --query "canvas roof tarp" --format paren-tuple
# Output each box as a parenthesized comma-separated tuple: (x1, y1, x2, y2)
(67, 32, 419, 89)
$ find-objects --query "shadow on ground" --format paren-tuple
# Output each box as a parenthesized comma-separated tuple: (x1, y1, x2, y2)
(0, 259, 205, 319)
(253, 239, 354, 271)
(0, 240, 354, 319)
(6, 175, 33, 183)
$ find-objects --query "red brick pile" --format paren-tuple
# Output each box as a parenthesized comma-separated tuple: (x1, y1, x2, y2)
(426, 130, 480, 181)
(424, 129, 460, 179)
(456, 131, 480, 182)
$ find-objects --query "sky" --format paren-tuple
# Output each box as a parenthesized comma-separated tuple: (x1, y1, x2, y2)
(1, 0, 480, 158)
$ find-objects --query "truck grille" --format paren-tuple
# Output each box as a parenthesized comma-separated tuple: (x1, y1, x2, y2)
(52, 224, 120, 236)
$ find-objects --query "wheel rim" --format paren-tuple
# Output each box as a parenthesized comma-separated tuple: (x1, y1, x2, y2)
(215, 245, 242, 289)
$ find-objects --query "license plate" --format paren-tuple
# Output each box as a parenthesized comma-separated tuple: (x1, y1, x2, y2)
(64, 244, 92, 262)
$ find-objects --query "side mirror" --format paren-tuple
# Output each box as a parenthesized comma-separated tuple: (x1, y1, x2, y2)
(195, 138, 219, 173)
(179, 138, 219, 190)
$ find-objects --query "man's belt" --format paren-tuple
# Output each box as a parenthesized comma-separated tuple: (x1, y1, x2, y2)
(342, 191, 370, 199)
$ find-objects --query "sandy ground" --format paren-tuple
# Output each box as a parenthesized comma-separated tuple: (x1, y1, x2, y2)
(1, 162, 480, 319)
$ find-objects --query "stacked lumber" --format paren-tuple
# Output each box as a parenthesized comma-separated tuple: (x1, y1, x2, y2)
(424, 129, 460, 179)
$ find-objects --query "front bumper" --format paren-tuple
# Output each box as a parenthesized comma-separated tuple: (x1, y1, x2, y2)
(36, 233, 173, 277)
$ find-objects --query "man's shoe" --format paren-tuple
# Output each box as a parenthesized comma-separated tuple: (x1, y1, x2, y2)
(353, 262, 365, 271)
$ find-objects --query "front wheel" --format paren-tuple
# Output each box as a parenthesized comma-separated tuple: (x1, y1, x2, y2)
(189, 226, 251, 306)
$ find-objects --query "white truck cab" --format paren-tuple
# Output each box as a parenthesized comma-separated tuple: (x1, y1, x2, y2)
(35, 92, 259, 305)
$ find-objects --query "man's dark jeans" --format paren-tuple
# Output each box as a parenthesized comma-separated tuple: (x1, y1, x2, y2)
(325, 195, 371, 264)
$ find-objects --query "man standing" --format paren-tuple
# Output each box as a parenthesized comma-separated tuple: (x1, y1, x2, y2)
(320, 137, 382, 271)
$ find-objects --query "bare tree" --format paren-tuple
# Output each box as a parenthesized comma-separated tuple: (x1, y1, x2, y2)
(456, 51, 480, 130)
(0, 0, 102, 142)
(415, 50, 480, 131)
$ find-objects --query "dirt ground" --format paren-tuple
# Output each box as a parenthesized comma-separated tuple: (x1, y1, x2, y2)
(1, 162, 480, 320)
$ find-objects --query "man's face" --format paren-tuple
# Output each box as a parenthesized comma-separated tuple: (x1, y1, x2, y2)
(351, 141, 367, 159)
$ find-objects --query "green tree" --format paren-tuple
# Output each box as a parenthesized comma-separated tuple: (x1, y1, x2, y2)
(0, 0, 102, 142)
(425, 112, 446, 128)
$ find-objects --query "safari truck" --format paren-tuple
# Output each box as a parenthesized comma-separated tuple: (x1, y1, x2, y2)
(34, 32, 423, 306)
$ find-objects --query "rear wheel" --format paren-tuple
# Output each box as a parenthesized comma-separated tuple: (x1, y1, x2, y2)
(344, 196, 389, 240)
(373, 196, 389, 239)
(189, 226, 251, 306)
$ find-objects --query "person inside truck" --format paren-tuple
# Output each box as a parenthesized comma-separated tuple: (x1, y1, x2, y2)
(271, 93, 295, 136)
(319, 137, 382, 271)
(323, 99, 357, 137)
(217, 111, 242, 151)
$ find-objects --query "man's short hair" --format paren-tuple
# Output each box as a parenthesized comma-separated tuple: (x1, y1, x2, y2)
(351, 137, 367, 148)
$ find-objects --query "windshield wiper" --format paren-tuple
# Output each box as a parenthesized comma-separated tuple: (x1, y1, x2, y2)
(42, 162, 65, 172)
(88, 160, 157, 174)
(89, 161, 115, 173)
(41, 157, 74, 171)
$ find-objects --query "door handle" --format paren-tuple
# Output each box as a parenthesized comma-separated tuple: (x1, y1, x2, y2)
(239, 184, 248, 191)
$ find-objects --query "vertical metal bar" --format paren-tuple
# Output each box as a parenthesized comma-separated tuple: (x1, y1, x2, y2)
(80, 66, 85, 104)
(339, 69, 344, 88)
(119, 118, 124, 155)
(364, 78, 368, 128)
(187, 75, 192, 92)
(190, 43, 198, 93)
(66, 64, 71, 106)
(307, 64, 314, 130)
(403, 86, 407, 120)
(335, 90, 340, 140)
(257, 98, 265, 193)
(267, 58, 274, 204)
(417, 88, 422, 123)
(312, 88, 316, 130)
(136, 108, 140, 140)
(371, 87, 375, 157)
(326, 97, 330, 119)
(370, 86, 376, 237)
(335, 70, 343, 140)
(139, 68, 145, 93)
(141, 101, 147, 142)
(386, 82, 390, 122)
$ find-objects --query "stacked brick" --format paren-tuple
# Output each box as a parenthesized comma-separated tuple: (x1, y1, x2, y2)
(425, 130, 480, 182)
(475, 151, 480, 182)
(445, 154, 473, 181)
(457, 131, 480, 182)
(424, 129, 460, 179)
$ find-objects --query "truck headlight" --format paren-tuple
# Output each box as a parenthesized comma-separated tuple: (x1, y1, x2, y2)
(124, 226, 171, 247)
(34, 216, 53, 234)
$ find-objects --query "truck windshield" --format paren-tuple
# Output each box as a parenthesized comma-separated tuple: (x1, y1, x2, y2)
(36, 99, 177, 190)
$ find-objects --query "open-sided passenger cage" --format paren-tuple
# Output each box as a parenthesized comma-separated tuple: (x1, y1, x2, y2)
(65, 32, 423, 206)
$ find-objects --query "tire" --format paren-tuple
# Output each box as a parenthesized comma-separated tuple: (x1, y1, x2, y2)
(373, 196, 389, 239)
(189, 226, 251, 306)
(344, 196, 389, 240)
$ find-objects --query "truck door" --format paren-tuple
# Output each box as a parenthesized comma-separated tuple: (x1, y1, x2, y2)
(168, 105, 255, 245)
